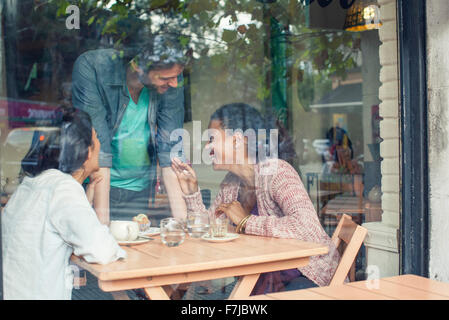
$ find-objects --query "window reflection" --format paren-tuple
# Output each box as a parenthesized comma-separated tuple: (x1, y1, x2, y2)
(1, 0, 383, 284)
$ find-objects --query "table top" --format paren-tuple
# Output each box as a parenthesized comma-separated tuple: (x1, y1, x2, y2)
(246, 275, 449, 300)
(321, 195, 365, 215)
(71, 234, 329, 282)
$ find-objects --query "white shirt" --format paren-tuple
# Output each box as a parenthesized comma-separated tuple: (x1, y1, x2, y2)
(2, 169, 127, 300)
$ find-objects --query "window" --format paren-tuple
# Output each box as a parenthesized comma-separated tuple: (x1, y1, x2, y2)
(1, 0, 388, 292)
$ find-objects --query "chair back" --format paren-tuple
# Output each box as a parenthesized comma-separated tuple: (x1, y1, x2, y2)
(329, 214, 368, 286)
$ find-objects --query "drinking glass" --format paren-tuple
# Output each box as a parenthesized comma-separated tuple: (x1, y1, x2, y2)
(160, 218, 185, 247)
(210, 214, 228, 238)
(186, 212, 210, 238)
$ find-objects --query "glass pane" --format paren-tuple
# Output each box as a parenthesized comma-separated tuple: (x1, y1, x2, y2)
(0, 0, 386, 298)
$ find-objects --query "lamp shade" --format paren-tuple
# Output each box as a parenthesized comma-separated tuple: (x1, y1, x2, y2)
(344, 0, 382, 32)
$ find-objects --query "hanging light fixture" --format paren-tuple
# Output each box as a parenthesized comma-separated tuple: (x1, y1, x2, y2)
(344, 0, 382, 32)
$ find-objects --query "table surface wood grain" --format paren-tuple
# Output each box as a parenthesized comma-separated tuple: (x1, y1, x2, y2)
(245, 275, 449, 300)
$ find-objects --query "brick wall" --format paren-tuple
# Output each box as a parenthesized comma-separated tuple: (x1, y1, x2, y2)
(378, 0, 400, 228)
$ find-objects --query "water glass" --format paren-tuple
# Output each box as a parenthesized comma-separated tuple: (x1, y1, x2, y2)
(186, 212, 210, 238)
(160, 218, 185, 247)
(210, 214, 228, 238)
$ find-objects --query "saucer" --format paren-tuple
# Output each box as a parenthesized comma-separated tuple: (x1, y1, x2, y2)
(139, 227, 161, 237)
(201, 233, 240, 243)
(117, 237, 152, 246)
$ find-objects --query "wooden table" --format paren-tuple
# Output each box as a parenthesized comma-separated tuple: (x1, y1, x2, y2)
(321, 195, 365, 215)
(320, 195, 365, 225)
(71, 234, 328, 300)
(245, 275, 449, 300)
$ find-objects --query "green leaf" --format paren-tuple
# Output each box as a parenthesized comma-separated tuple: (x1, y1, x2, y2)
(150, 0, 169, 9)
(56, 1, 70, 17)
(199, 11, 209, 23)
(222, 30, 237, 43)
(179, 35, 190, 47)
(87, 16, 96, 26)
(111, 3, 129, 17)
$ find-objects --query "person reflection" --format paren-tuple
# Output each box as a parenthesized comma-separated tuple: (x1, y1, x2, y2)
(71, 34, 189, 226)
(1, 109, 126, 300)
(172, 103, 340, 295)
(322, 126, 362, 175)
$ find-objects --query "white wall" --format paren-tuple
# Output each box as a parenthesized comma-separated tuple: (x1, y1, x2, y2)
(362, 0, 400, 279)
(427, 0, 449, 283)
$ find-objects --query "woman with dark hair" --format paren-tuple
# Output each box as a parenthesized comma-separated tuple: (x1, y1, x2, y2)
(2, 109, 126, 300)
(172, 103, 340, 295)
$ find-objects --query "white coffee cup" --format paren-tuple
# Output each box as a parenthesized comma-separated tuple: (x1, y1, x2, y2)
(110, 221, 139, 241)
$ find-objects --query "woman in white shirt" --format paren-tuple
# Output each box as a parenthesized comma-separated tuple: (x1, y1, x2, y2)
(2, 109, 126, 300)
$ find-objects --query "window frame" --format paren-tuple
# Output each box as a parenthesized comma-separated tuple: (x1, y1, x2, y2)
(398, 0, 429, 277)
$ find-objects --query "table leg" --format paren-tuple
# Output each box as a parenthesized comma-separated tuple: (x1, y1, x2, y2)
(111, 291, 131, 300)
(162, 285, 175, 297)
(166, 284, 190, 300)
(228, 274, 260, 299)
(143, 286, 171, 300)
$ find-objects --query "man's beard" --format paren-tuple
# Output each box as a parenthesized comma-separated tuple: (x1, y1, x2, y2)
(138, 72, 152, 87)
(138, 72, 167, 93)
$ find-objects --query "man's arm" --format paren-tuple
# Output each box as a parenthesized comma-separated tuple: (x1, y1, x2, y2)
(72, 53, 113, 164)
(156, 75, 187, 219)
(72, 52, 114, 225)
(162, 166, 187, 220)
(91, 168, 111, 225)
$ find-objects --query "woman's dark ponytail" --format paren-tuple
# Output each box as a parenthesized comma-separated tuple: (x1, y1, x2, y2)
(20, 108, 94, 177)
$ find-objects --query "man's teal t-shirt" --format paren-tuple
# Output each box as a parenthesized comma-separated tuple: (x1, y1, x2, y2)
(110, 87, 151, 191)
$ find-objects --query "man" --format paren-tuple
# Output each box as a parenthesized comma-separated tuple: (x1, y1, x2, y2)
(71, 34, 187, 225)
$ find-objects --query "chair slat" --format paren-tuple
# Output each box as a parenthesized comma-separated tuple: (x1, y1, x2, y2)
(330, 226, 367, 286)
(338, 218, 358, 244)
(329, 214, 368, 286)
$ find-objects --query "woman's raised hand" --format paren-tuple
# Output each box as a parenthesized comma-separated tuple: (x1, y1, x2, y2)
(86, 173, 103, 206)
(171, 157, 199, 195)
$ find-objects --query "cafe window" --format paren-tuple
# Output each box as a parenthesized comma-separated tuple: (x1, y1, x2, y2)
(1, 0, 392, 295)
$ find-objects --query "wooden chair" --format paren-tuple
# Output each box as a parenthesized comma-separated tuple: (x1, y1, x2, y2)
(329, 214, 368, 285)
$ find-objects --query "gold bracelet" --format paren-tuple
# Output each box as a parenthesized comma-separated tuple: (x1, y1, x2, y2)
(240, 215, 250, 234)
(235, 219, 242, 234)
(236, 215, 248, 233)
(235, 217, 244, 234)
(236, 215, 251, 234)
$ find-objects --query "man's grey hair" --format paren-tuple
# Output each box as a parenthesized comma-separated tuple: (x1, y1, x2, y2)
(133, 33, 189, 72)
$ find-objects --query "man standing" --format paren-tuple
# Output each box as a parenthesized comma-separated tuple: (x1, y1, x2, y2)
(71, 34, 187, 225)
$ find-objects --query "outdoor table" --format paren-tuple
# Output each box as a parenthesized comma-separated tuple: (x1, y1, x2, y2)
(71, 234, 328, 300)
(244, 274, 449, 300)
(320, 195, 365, 225)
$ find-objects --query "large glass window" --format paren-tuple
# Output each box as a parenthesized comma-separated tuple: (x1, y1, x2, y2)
(1, 0, 385, 293)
